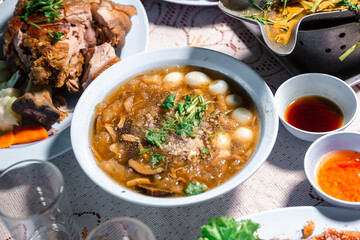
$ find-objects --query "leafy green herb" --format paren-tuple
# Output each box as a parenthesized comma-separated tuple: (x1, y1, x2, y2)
(199, 217, 260, 240)
(185, 182, 208, 196)
(340, 41, 360, 61)
(201, 147, 210, 154)
(162, 94, 176, 110)
(264, 0, 273, 9)
(176, 121, 196, 138)
(153, 163, 165, 169)
(145, 129, 168, 150)
(311, 0, 324, 12)
(248, 0, 263, 10)
(282, 0, 288, 12)
(162, 94, 211, 139)
(29, 22, 41, 29)
(335, 0, 360, 11)
(242, 12, 275, 25)
(135, 124, 144, 131)
(148, 154, 166, 164)
(20, 0, 64, 23)
(47, 30, 65, 43)
(138, 149, 150, 155)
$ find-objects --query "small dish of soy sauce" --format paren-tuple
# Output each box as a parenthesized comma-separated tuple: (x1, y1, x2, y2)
(274, 73, 358, 142)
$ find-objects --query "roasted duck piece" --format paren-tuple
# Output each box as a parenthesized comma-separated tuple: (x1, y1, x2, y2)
(3, 0, 136, 130)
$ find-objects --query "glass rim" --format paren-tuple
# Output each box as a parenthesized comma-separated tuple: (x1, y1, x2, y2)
(0, 159, 65, 220)
(86, 217, 156, 240)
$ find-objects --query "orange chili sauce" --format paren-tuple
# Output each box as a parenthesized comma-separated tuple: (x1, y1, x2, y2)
(316, 150, 360, 202)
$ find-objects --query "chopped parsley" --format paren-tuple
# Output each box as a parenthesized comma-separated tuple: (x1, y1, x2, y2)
(29, 22, 41, 29)
(161, 94, 211, 139)
(145, 129, 168, 150)
(153, 163, 165, 169)
(201, 147, 210, 154)
(185, 181, 208, 196)
(148, 154, 165, 164)
(47, 30, 65, 43)
(20, 0, 64, 23)
(162, 94, 176, 110)
(138, 149, 150, 155)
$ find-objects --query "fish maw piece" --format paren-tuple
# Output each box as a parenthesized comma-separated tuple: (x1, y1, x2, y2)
(12, 85, 61, 130)
(81, 43, 120, 90)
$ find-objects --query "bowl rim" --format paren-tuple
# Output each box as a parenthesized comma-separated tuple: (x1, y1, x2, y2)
(304, 131, 360, 206)
(71, 46, 279, 207)
(275, 73, 359, 136)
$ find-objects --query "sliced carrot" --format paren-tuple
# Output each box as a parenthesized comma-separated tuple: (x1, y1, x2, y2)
(0, 131, 14, 149)
(13, 125, 48, 145)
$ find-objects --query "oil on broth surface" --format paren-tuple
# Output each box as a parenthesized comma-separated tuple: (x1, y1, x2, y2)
(90, 66, 260, 197)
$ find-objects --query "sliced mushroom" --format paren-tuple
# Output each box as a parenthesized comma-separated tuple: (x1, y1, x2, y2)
(137, 184, 172, 197)
(117, 116, 126, 128)
(121, 134, 138, 142)
(104, 123, 117, 142)
(128, 159, 164, 175)
(126, 178, 151, 187)
(124, 95, 134, 113)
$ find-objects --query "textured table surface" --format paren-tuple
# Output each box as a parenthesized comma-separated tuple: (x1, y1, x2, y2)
(1, 0, 360, 239)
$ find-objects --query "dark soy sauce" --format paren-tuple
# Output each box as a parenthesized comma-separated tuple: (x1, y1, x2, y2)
(285, 95, 344, 132)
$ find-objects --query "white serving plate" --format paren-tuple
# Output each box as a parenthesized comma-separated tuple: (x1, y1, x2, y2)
(239, 206, 360, 239)
(0, 0, 149, 170)
(161, 0, 218, 6)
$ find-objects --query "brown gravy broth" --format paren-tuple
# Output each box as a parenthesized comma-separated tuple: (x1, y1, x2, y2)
(90, 66, 260, 197)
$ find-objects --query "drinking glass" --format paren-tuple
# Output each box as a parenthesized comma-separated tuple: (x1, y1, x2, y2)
(86, 217, 156, 240)
(0, 160, 79, 240)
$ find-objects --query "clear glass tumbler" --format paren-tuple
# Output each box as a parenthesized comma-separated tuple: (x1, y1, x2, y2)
(86, 217, 156, 240)
(0, 160, 79, 240)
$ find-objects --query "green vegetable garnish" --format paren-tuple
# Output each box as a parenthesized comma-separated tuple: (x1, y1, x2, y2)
(339, 41, 360, 61)
(199, 217, 260, 240)
(162, 94, 176, 110)
(138, 149, 150, 155)
(153, 163, 164, 169)
(20, 0, 64, 23)
(148, 154, 165, 164)
(176, 120, 196, 138)
(145, 129, 168, 150)
(162, 94, 211, 139)
(29, 22, 41, 29)
(47, 30, 65, 43)
(201, 147, 210, 154)
(185, 182, 208, 196)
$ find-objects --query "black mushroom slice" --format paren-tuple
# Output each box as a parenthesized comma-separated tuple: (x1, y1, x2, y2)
(12, 85, 61, 130)
(137, 184, 172, 197)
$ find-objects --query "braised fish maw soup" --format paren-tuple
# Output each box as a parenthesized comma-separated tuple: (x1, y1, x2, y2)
(90, 66, 260, 197)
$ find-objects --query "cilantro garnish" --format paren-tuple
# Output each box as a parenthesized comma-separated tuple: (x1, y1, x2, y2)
(201, 147, 210, 154)
(162, 94, 176, 110)
(138, 149, 150, 155)
(145, 129, 168, 150)
(176, 121, 196, 138)
(47, 30, 65, 43)
(161, 94, 211, 139)
(185, 181, 208, 196)
(20, 0, 64, 23)
(29, 22, 41, 29)
(199, 217, 260, 240)
(153, 163, 165, 169)
(148, 154, 165, 164)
